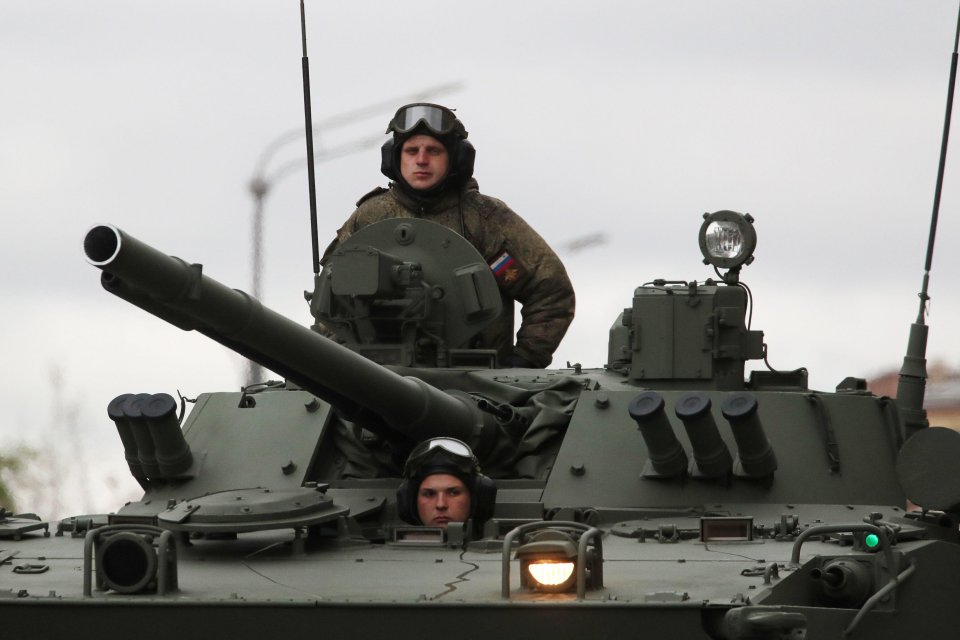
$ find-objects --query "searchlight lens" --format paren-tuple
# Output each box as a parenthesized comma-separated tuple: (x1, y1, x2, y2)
(705, 221, 745, 259)
(698, 210, 757, 271)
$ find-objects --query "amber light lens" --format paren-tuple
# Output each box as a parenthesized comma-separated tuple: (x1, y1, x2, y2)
(528, 561, 575, 587)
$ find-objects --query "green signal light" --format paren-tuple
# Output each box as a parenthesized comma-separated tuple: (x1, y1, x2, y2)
(865, 533, 880, 548)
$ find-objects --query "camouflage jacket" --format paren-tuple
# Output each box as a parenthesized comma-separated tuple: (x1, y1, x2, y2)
(323, 179, 575, 367)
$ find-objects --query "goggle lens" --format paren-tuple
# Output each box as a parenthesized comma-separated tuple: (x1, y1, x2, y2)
(423, 437, 472, 457)
(388, 104, 464, 137)
(404, 437, 477, 477)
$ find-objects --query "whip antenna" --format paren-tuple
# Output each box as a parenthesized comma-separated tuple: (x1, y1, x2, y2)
(300, 0, 321, 276)
(896, 2, 960, 439)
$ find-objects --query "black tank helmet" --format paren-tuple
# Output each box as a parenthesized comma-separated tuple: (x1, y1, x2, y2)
(396, 437, 496, 531)
(380, 103, 476, 197)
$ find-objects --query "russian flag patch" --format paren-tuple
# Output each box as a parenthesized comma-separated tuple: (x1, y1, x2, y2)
(490, 252, 526, 285)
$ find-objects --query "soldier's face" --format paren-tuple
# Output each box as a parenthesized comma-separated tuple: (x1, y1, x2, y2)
(399, 134, 449, 190)
(416, 473, 471, 528)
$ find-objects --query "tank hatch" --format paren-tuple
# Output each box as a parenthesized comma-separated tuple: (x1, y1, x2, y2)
(157, 486, 347, 534)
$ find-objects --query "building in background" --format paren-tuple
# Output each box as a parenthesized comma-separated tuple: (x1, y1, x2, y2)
(869, 362, 960, 429)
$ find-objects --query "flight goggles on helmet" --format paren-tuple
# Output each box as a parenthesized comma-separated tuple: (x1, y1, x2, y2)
(386, 103, 468, 139)
(403, 437, 479, 479)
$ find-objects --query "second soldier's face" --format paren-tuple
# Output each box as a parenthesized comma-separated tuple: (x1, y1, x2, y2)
(416, 473, 471, 528)
(399, 134, 449, 190)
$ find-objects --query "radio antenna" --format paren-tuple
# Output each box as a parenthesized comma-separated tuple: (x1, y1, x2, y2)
(299, 0, 321, 276)
(896, 2, 960, 439)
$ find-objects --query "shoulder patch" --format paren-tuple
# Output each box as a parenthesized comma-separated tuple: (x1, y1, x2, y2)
(489, 251, 528, 286)
(356, 186, 389, 207)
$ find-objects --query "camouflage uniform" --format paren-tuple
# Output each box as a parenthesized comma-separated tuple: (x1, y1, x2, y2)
(324, 178, 575, 368)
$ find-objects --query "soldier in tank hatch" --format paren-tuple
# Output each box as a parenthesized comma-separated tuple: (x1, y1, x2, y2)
(396, 437, 496, 531)
(323, 103, 575, 368)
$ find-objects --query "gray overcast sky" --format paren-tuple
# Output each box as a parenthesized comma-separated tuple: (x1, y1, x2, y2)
(3, 1, 959, 513)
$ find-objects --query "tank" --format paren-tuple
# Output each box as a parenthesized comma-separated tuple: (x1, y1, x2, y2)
(1, 210, 958, 639)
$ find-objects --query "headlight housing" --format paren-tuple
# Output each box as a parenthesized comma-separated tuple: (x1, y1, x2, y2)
(517, 534, 578, 592)
(501, 521, 604, 599)
(699, 210, 757, 273)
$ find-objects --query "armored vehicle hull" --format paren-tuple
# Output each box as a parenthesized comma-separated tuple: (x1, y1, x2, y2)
(4, 216, 960, 639)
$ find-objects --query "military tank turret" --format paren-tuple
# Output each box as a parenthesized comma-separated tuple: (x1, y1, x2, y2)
(2, 206, 959, 639)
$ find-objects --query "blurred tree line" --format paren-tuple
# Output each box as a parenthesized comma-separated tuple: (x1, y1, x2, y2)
(0, 447, 34, 511)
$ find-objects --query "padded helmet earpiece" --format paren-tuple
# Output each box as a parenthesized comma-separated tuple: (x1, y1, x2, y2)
(395, 476, 418, 524)
(380, 136, 399, 182)
(469, 472, 496, 526)
(452, 139, 476, 186)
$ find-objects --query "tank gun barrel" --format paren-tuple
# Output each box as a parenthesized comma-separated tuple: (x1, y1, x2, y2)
(83, 224, 494, 451)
